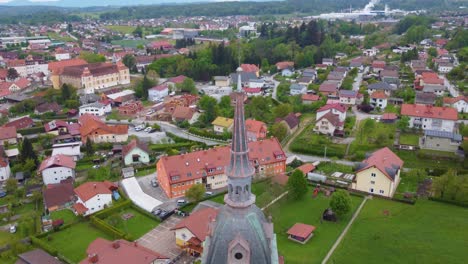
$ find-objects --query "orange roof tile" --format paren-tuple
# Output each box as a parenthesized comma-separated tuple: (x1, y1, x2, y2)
(74, 181, 114, 202)
(401, 104, 457, 121)
(171, 207, 219, 241)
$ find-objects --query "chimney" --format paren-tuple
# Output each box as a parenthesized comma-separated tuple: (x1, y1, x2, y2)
(112, 241, 120, 249)
(134, 241, 138, 247)
(89, 254, 99, 263)
(94, 184, 97, 189)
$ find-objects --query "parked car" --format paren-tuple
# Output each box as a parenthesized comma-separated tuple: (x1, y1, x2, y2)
(148, 128, 158, 133)
(151, 179, 158, 187)
(205, 191, 213, 196)
(92, 165, 100, 169)
(9, 225, 16, 233)
(144, 127, 152, 132)
(0, 190, 6, 198)
(158, 209, 175, 221)
(152, 208, 162, 216)
(177, 199, 187, 206)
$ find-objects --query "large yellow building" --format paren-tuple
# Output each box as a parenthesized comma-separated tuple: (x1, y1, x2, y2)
(352, 147, 404, 198)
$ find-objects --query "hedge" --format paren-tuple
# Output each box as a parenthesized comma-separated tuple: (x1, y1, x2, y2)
(93, 200, 132, 219)
(130, 204, 161, 222)
(18, 126, 45, 135)
(149, 142, 199, 151)
(290, 142, 346, 158)
(428, 197, 468, 208)
(31, 236, 58, 256)
(166, 132, 190, 143)
(90, 216, 128, 240)
(188, 127, 231, 141)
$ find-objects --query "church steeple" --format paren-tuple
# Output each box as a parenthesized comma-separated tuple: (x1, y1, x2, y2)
(224, 66, 256, 208)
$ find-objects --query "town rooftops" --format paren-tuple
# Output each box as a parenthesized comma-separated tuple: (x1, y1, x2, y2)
(368, 82, 395, 91)
(317, 103, 346, 113)
(371, 91, 388, 99)
(43, 179, 75, 209)
(401, 104, 458, 121)
(240, 64, 259, 73)
(302, 94, 320, 102)
(150, 83, 169, 91)
(245, 119, 267, 133)
(212, 117, 234, 128)
(79, 114, 128, 139)
(3, 116, 34, 130)
(172, 106, 195, 121)
(48, 58, 87, 74)
(424, 130, 462, 142)
(276, 61, 294, 70)
(74, 181, 116, 202)
(171, 207, 219, 242)
(122, 139, 149, 157)
(18, 249, 64, 264)
(38, 154, 76, 172)
(0, 126, 17, 140)
(356, 147, 403, 181)
(443, 96, 467, 105)
(81, 238, 168, 264)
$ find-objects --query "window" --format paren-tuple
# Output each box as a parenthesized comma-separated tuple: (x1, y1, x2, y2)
(235, 253, 243, 260)
(369, 188, 374, 193)
(370, 181, 375, 184)
(379, 190, 384, 194)
(371, 173, 376, 177)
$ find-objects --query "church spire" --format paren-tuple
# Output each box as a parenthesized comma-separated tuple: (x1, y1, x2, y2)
(224, 66, 256, 208)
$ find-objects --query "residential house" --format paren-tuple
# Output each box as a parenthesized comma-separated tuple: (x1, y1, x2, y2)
(322, 58, 334, 66)
(437, 62, 454, 74)
(410, 60, 427, 72)
(148, 84, 169, 102)
(381, 113, 398, 124)
(319, 81, 339, 97)
(172, 207, 219, 256)
(400, 104, 457, 132)
(248, 78, 265, 89)
(0, 147, 11, 182)
(172, 106, 199, 124)
(367, 82, 396, 97)
(0, 84, 10, 99)
(339, 90, 361, 106)
(214, 76, 230, 87)
(313, 112, 344, 136)
(240, 64, 260, 77)
(302, 94, 320, 105)
(302, 68, 317, 80)
(362, 48, 378, 57)
(79, 94, 101, 105)
(35, 102, 61, 115)
(278, 113, 300, 135)
(243, 87, 262, 97)
(380, 70, 400, 86)
(352, 147, 403, 198)
(0, 126, 17, 145)
(79, 114, 128, 143)
(52, 142, 82, 161)
(73, 181, 117, 216)
(118, 101, 144, 116)
(149, 40, 174, 51)
(245, 119, 267, 142)
(415, 92, 436, 105)
(157, 138, 286, 198)
(135, 55, 156, 73)
(230, 72, 257, 86)
(316, 104, 346, 123)
(349, 57, 364, 71)
(370, 91, 388, 110)
(276, 61, 294, 77)
(3, 116, 34, 130)
(212, 117, 234, 134)
(81, 238, 168, 264)
(290, 83, 307, 95)
(17, 249, 64, 264)
(326, 71, 345, 87)
(443, 96, 468, 113)
(371, 61, 386, 73)
(420, 130, 462, 153)
(422, 83, 446, 96)
(79, 102, 111, 117)
(166, 75, 187, 90)
(43, 179, 75, 212)
(297, 76, 313, 86)
(38, 154, 76, 185)
(122, 139, 150, 166)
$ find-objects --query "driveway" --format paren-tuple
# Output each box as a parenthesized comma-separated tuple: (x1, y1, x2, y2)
(352, 67, 368, 91)
(128, 130, 169, 144)
(137, 215, 184, 260)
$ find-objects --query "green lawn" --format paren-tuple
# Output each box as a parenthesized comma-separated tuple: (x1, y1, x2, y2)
(103, 208, 159, 240)
(50, 209, 78, 224)
(105, 25, 136, 34)
(135, 167, 156, 177)
(47, 32, 75, 42)
(395, 150, 462, 170)
(330, 199, 468, 264)
(0, 230, 19, 246)
(111, 39, 152, 48)
(349, 120, 396, 157)
(399, 133, 420, 146)
(290, 125, 347, 158)
(315, 162, 354, 176)
(266, 189, 363, 264)
(44, 222, 111, 263)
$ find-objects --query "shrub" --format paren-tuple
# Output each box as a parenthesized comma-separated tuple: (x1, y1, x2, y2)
(188, 127, 231, 141)
(31, 236, 58, 256)
(18, 127, 45, 135)
(93, 200, 132, 219)
(90, 216, 128, 239)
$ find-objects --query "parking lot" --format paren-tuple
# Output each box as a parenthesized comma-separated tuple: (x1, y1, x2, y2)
(136, 175, 178, 211)
(128, 129, 170, 144)
(137, 215, 184, 259)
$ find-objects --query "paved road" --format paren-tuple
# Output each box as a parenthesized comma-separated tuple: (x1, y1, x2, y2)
(352, 67, 368, 91)
(351, 106, 382, 121)
(265, 74, 280, 100)
(285, 152, 357, 167)
(442, 75, 459, 97)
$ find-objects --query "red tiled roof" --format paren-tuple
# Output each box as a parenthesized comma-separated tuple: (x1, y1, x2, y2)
(150, 40, 173, 49)
(371, 91, 388, 99)
(316, 112, 343, 127)
(73, 203, 88, 215)
(382, 113, 397, 120)
(287, 223, 316, 239)
(74, 181, 115, 202)
(301, 94, 320, 102)
(6, 59, 25, 67)
(276, 61, 294, 70)
(150, 83, 168, 91)
(245, 119, 266, 134)
(356, 147, 403, 181)
(122, 139, 149, 158)
(4, 116, 34, 130)
(14, 78, 31, 89)
(0, 68, 7, 80)
(319, 82, 338, 93)
(401, 104, 457, 121)
(243, 87, 262, 93)
(39, 154, 76, 172)
(296, 163, 315, 175)
(317, 103, 346, 113)
(372, 60, 386, 68)
(0, 126, 16, 140)
(443, 96, 467, 105)
(171, 207, 219, 241)
(79, 114, 128, 139)
(0, 85, 11, 98)
(168, 75, 187, 84)
(44, 120, 69, 132)
(240, 64, 259, 73)
(172, 106, 194, 121)
(158, 138, 285, 184)
(48, 58, 87, 74)
(81, 238, 168, 264)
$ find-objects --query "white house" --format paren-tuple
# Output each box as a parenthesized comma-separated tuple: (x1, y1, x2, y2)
(212, 117, 234, 134)
(52, 142, 82, 161)
(281, 68, 294, 77)
(55, 52, 71, 61)
(248, 78, 264, 89)
(370, 91, 388, 110)
(73, 181, 116, 216)
(401, 104, 457, 132)
(437, 62, 454, 74)
(122, 139, 150, 166)
(363, 48, 378, 57)
(0, 153, 11, 182)
(148, 84, 169, 102)
(38, 154, 76, 185)
(443, 96, 468, 113)
(290, 83, 307, 95)
(316, 104, 347, 123)
(339, 90, 361, 105)
(79, 102, 111, 117)
(313, 112, 344, 136)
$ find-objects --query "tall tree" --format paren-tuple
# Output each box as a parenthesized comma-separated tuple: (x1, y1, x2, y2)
(20, 137, 37, 165)
(61, 83, 73, 101)
(5, 178, 17, 194)
(185, 184, 205, 202)
(122, 54, 137, 72)
(7, 68, 19, 80)
(141, 75, 155, 100)
(85, 139, 94, 156)
(287, 169, 308, 200)
(176, 78, 197, 94)
(271, 122, 288, 142)
(330, 190, 352, 217)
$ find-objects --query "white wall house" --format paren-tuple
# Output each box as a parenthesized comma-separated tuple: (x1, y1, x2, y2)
(148, 84, 169, 102)
(444, 96, 468, 113)
(38, 155, 76, 185)
(79, 102, 111, 117)
(401, 104, 457, 132)
(248, 79, 264, 89)
(122, 140, 150, 166)
(316, 104, 347, 123)
(74, 182, 114, 216)
(55, 53, 71, 61)
(75, 192, 112, 216)
(0, 162, 11, 182)
(290, 84, 307, 95)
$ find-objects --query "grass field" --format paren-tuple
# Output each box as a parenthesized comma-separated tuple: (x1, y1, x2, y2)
(47, 32, 75, 42)
(44, 222, 111, 263)
(266, 189, 363, 264)
(395, 150, 463, 170)
(399, 133, 420, 146)
(105, 25, 136, 34)
(315, 162, 354, 175)
(111, 39, 152, 48)
(289, 125, 347, 158)
(103, 208, 159, 240)
(349, 120, 396, 156)
(50, 209, 78, 224)
(329, 199, 468, 264)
